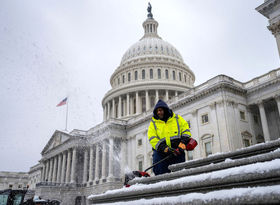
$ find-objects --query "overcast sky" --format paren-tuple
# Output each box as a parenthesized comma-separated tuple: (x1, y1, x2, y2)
(0, 0, 279, 172)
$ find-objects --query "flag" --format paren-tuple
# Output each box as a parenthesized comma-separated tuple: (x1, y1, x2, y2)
(56, 97, 67, 107)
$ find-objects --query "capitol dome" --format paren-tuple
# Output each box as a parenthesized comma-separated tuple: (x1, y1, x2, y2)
(120, 36, 184, 65)
(102, 5, 195, 121)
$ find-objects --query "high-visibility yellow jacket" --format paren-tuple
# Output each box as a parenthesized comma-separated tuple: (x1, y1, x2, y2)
(148, 113, 192, 150)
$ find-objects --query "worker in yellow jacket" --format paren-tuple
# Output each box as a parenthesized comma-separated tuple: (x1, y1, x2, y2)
(148, 99, 192, 175)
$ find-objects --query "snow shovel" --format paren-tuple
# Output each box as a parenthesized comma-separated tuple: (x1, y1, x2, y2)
(124, 152, 174, 187)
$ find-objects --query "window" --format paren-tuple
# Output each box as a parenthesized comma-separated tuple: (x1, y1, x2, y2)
(205, 142, 212, 157)
(135, 71, 138, 80)
(150, 96, 155, 108)
(165, 69, 169, 79)
(150, 69, 153, 79)
(158, 69, 161, 79)
(142, 69, 145, 79)
(172, 71, 176, 80)
(138, 161, 143, 171)
(240, 111, 245, 120)
(179, 72, 182, 81)
(202, 114, 209, 124)
(128, 73, 131, 82)
(18, 184, 22, 189)
(187, 151, 193, 160)
(243, 139, 250, 147)
(118, 78, 120, 85)
(122, 75, 125, 83)
(184, 74, 186, 83)
(138, 139, 142, 146)
(187, 120, 191, 128)
(9, 184, 13, 188)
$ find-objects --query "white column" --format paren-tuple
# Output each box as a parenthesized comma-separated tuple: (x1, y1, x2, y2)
(101, 141, 107, 181)
(45, 160, 49, 182)
(112, 98, 115, 118)
(52, 156, 57, 182)
(70, 147, 77, 183)
(107, 102, 111, 120)
(155, 90, 159, 103)
(108, 138, 114, 180)
(126, 94, 130, 116)
(145, 90, 150, 111)
(103, 104, 107, 121)
(118, 96, 122, 118)
(136, 91, 140, 114)
(165, 90, 169, 101)
(61, 152, 66, 183)
(88, 146, 94, 183)
(258, 101, 270, 142)
(56, 154, 62, 183)
(48, 158, 53, 182)
(41, 163, 45, 182)
(83, 149, 88, 184)
(66, 150, 71, 183)
(94, 144, 100, 183)
(276, 96, 280, 117)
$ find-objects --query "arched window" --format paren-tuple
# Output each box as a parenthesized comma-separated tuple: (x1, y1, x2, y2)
(122, 75, 125, 83)
(142, 69, 145, 79)
(172, 71, 176, 80)
(150, 69, 153, 79)
(158, 69, 161, 79)
(165, 69, 169, 79)
(135, 71, 138, 80)
(128, 73, 131, 82)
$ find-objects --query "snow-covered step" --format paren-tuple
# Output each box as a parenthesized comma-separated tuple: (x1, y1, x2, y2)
(92, 185, 280, 205)
(170, 138, 280, 172)
(88, 159, 280, 204)
(129, 148, 280, 186)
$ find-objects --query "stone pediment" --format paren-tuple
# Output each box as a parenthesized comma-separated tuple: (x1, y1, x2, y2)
(41, 130, 71, 154)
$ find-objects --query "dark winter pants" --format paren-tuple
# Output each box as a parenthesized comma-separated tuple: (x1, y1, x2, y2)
(152, 150, 185, 175)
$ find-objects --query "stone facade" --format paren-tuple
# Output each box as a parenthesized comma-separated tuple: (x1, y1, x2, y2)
(0, 171, 29, 190)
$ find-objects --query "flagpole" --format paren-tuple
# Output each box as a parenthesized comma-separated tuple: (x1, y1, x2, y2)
(65, 97, 69, 131)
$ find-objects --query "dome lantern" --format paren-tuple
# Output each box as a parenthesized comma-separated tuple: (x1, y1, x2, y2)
(141, 3, 160, 39)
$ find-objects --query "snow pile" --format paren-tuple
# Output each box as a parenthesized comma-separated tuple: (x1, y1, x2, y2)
(88, 158, 280, 199)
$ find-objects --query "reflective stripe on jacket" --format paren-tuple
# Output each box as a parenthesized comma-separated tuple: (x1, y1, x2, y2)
(148, 113, 191, 150)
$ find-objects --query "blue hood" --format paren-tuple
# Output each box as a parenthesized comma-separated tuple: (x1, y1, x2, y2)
(153, 100, 173, 121)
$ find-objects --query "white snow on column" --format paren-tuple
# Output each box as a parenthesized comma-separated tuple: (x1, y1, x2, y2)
(83, 149, 88, 184)
(108, 138, 114, 180)
(258, 101, 270, 142)
(70, 147, 77, 183)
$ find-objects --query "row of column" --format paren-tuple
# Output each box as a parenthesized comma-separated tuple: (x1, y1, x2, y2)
(104, 90, 178, 120)
(41, 147, 77, 184)
(257, 96, 280, 142)
(41, 138, 118, 185)
(82, 138, 115, 184)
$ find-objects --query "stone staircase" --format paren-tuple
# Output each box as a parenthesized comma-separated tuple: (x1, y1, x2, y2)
(88, 139, 280, 204)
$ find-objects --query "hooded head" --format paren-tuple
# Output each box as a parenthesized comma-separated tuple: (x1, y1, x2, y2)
(153, 99, 173, 122)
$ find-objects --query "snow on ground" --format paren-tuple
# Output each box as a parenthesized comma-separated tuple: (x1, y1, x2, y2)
(88, 158, 280, 199)
(97, 185, 280, 205)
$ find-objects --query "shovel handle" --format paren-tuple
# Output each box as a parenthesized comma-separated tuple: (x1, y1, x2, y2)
(144, 154, 173, 172)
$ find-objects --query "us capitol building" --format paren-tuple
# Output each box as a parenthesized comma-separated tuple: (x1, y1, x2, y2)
(1, 1, 280, 204)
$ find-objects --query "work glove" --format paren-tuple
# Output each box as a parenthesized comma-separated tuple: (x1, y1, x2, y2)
(165, 147, 181, 156)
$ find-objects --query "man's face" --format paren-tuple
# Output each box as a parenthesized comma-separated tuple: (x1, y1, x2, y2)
(156, 107, 164, 120)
